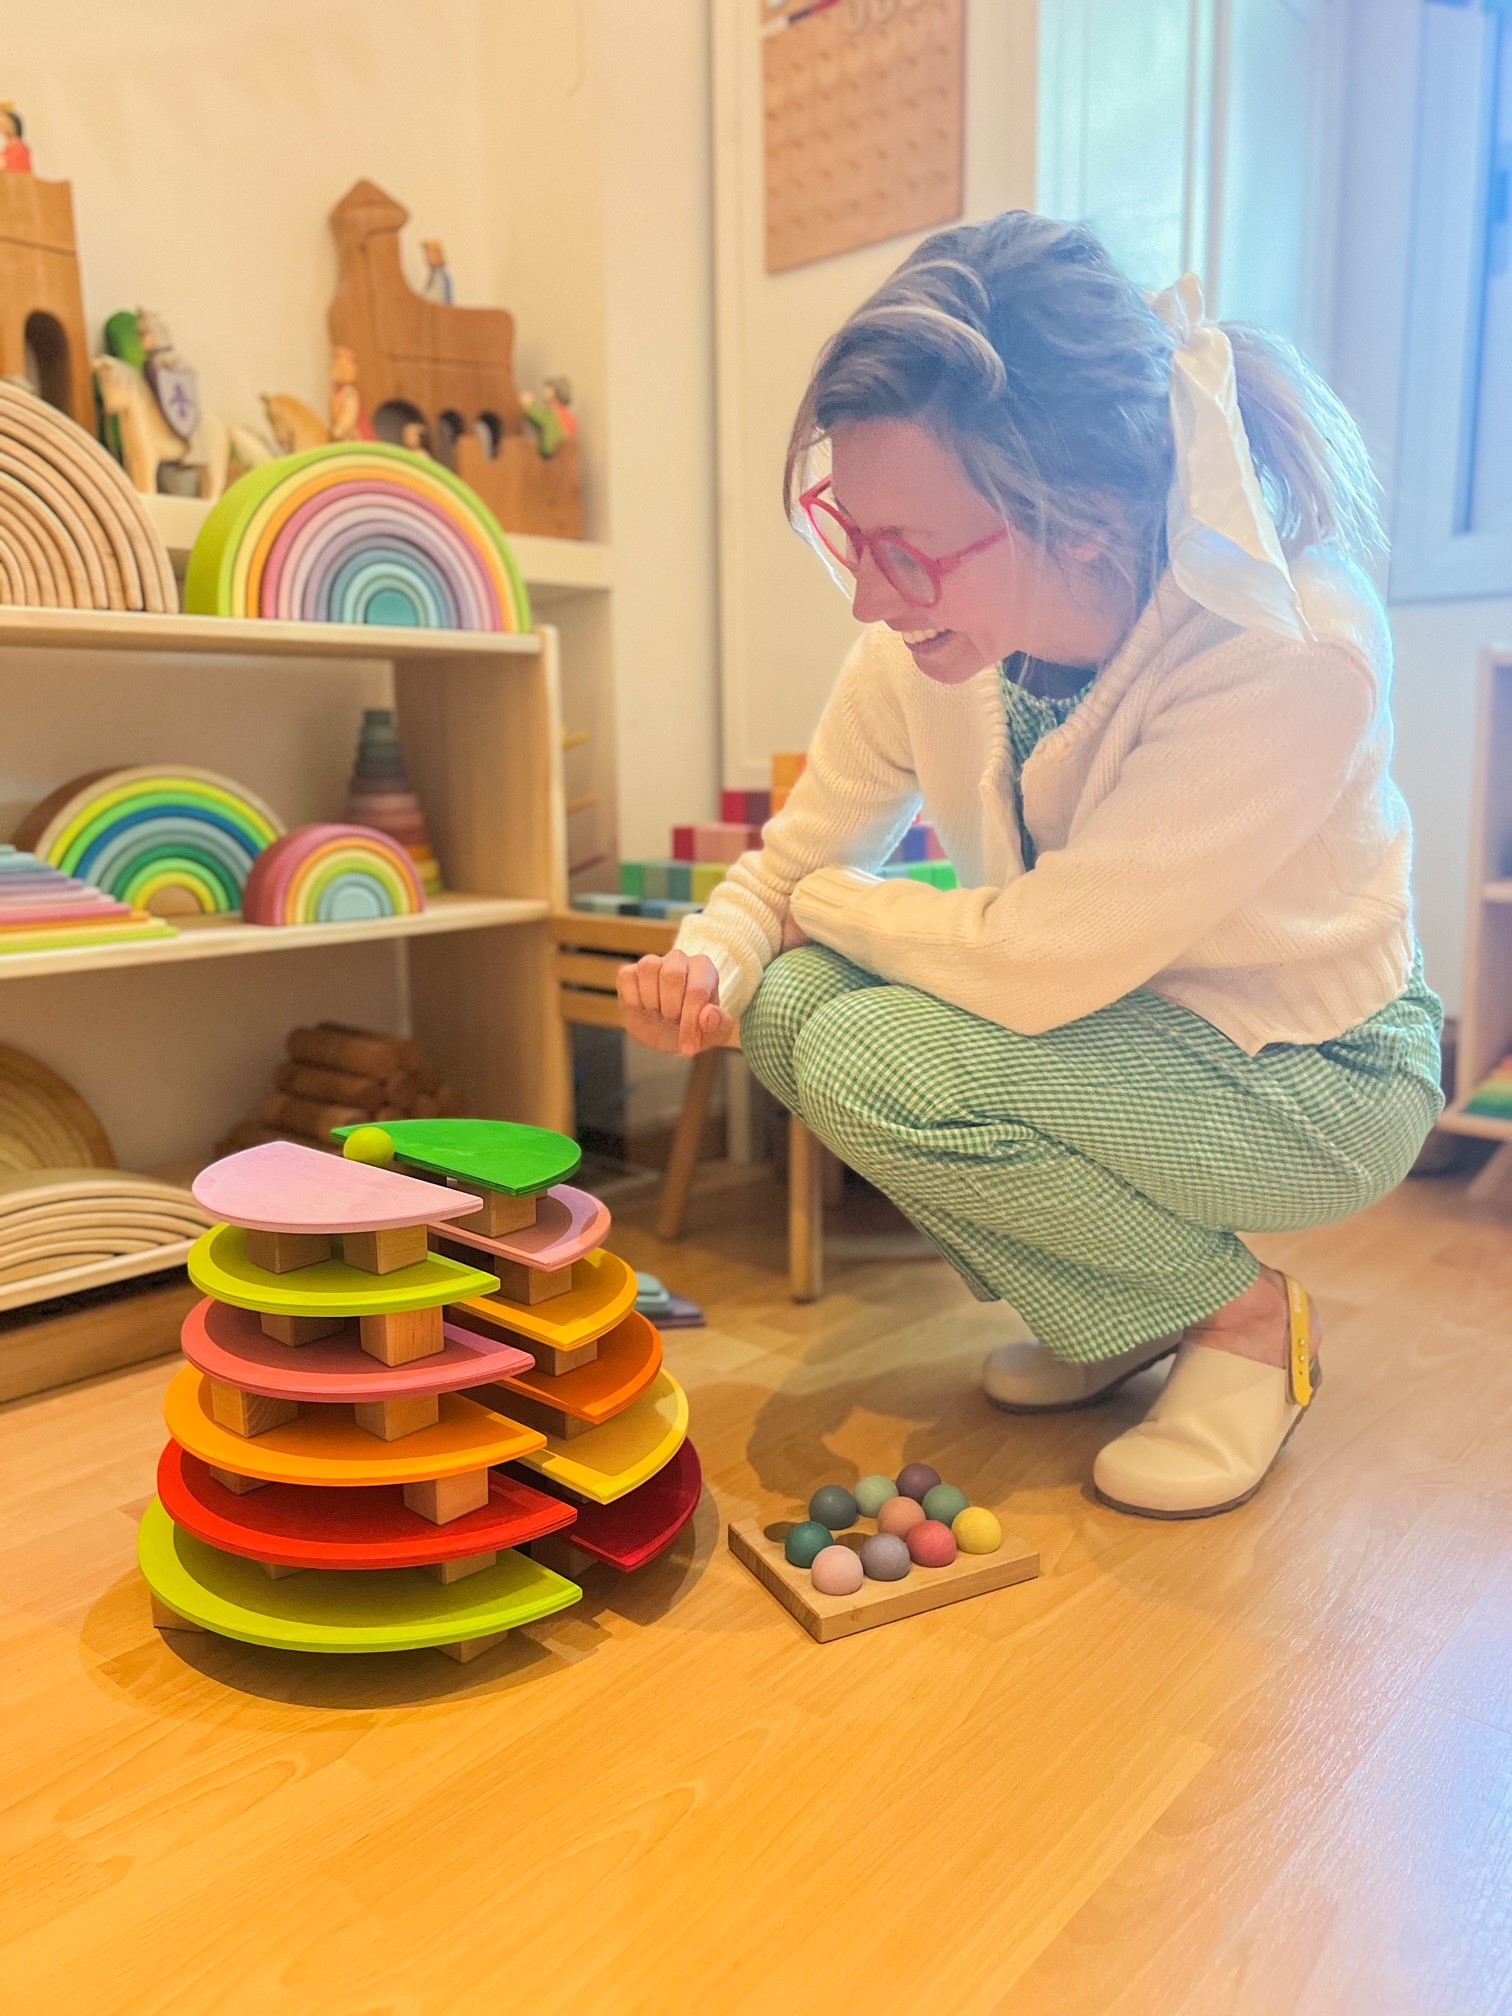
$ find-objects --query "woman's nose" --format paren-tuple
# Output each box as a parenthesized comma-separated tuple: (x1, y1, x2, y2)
(850, 551, 909, 627)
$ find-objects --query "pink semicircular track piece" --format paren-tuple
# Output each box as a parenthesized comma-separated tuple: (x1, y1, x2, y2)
(262, 484, 497, 629)
(439, 1183, 610, 1270)
(191, 1139, 482, 1234)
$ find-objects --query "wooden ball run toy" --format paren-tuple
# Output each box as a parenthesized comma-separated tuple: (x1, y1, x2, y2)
(141, 1121, 702, 1667)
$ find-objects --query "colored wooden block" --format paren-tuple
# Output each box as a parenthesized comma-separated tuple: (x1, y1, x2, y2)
(330, 1118, 581, 1198)
(726, 1519, 1040, 1644)
(164, 1365, 543, 1488)
(137, 1500, 580, 1656)
(423, 1551, 497, 1584)
(244, 1228, 333, 1274)
(619, 860, 645, 898)
(486, 1308, 661, 1426)
(771, 752, 806, 789)
(360, 1306, 445, 1365)
(403, 1471, 491, 1525)
(353, 1393, 440, 1440)
(511, 1369, 688, 1506)
(672, 824, 695, 861)
(485, 1256, 576, 1306)
(691, 863, 728, 903)
(457, 1248, 637, 1353)
(342, 1224, 429, 1275)
(158, 1445, 575, 1569)
(450, 1187, 538, 1237)
(181, 1299, 535, 1403)
(189, 1223, 497, 1319)
(525, 1440, 703, 1574)
(208, 1380, 300, 1439)
(261, 1312, 348, 1347)
(436, 1182, 607, 1271)
(771, 786, 791, 813)
(193, 1139, 482, 1234)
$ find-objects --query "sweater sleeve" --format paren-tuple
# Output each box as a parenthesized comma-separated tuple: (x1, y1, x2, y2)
(790, 636, 1378, 1034)
(674, 628, 922, 1018)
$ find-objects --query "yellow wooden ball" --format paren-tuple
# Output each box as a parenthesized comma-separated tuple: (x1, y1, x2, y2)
(952, 1506, 1003, 1555)
(342, 1125, 396, 1167)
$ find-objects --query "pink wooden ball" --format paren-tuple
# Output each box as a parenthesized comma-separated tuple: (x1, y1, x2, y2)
(877, 1495, 926, 1538)
(907, 1519, 958, 1568)
(810, 1544, 864, 1596)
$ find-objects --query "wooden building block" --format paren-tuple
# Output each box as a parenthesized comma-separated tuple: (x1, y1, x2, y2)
(403, 1470, 490, 1525)
(726, 1520, 1039, 1643)
(261, 1311, 348, 1347)
(151, 1594, 207, 1633)
(207, 1466, 267, 1495)
(259, 1560, 303, 1580)
(342, 1224, 429, 1275)
(488, 1255, 575, 1306)
(532, 1335, 600, 1377)
(531, 1533, 594, 1580)
(360, 1306, 445, 1365)
(208, 1380, 300, 1439)
(493, 1390, 593, 1441)
(439, 1631, 507, 1664)
(423, 1551, 498, 1584)
(245, 1228, 333, 1274)
(353, 1393, 441, 1441)
(453, 1189, 538, 1237)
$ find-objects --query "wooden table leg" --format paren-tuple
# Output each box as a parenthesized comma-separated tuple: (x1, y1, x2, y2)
(789, 1113, 824, 1303)
(656, 1048, 722, 1241)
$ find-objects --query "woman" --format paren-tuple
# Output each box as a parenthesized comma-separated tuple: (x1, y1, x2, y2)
(617, 213, 1442, 1519)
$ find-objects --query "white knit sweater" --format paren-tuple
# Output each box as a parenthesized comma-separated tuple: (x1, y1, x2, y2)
(675, 558, 1419, 1057)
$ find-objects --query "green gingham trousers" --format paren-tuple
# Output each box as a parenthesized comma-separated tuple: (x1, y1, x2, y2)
(742, 947, 1444, 1362)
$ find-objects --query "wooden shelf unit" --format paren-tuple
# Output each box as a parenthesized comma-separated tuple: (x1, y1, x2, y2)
(0, 609, 574, 1148)
(1442, 645, 1512, 1142)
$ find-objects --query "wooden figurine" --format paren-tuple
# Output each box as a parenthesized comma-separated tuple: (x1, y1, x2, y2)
(0, 167, 92, 425)
(261, 392, 330, 455)
(1, 104, 33, 175)
(421, 239, 454, 306)
(94, 319, 272, 501)
(328, 343, 376, 443)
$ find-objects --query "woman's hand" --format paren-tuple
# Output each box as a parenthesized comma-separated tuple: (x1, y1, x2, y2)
(617, 950, 737, 1056)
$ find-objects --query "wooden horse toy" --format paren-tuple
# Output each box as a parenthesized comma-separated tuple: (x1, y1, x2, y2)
(94, 354, 273, 501)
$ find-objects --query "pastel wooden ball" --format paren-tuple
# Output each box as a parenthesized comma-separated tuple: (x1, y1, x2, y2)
(808, 1484, 859, 1531)
(952, 1506, 1003, 1554)
(877, 1495, 926, 1538)
(922, 1483, 970, 1528)
(859, 1533, 912, 1582)
(907, 1519, 958, 1567)
(784, 1520, 833, 1568)
(854, 1473, 899, 1518)
(896, 1461, 941, 1502)
(810, 1544, 864, 1596)
(342, 1125, 395, 1167)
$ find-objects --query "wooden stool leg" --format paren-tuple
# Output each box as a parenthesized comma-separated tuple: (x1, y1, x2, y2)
(789, 1113, 824, 1304)
(656, 1048, 722, 1241)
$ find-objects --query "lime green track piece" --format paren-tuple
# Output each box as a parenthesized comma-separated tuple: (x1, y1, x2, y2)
(138, 1500, 580, 1654)
(188, 1223, 497, 1315)
(331, 1118, 581, 1198)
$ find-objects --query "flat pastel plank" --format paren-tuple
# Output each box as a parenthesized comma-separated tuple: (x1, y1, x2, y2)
(158, 1444, 574, 1569)
(179, 1298, 534, 1402)
(456, 1248, 637, 1352)
(332, 1117, 581, 1197)
(163, 1363, 543, 1485)
(439, 1183, 610, 1270)
(193, 1141, 482, 1234)
(510, 1369, 689, 1505)
(489, 1309, 661, 1425)
(521, 1438, 702, 1572)
(138, 1499, 580, 1652)
(189, 1223, 497, 1316)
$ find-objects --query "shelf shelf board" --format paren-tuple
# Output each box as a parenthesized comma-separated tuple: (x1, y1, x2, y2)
(0, 892, 547, 981)
(0, 605, 543, 663)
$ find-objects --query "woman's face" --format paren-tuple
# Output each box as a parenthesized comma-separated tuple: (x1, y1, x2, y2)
(827, 419, 1124, 683)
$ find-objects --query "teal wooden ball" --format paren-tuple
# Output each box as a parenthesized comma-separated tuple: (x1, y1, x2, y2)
(784, 1521, 833, 1568)
(808, 1484, 858, 1531)
(854, 1473, 899, 1518)
(922, 1483, 970, 1528)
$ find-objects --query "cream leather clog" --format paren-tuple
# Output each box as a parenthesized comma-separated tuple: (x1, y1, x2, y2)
(983, 1330, 1182, 1413)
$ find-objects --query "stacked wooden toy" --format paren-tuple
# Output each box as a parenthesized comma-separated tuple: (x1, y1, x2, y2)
(339, 1118, 703, 1581)
(344, 707, 444, 896)
(0, 843, 176, 956)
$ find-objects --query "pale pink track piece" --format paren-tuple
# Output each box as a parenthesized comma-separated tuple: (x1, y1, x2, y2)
(192, 1140, 481, 1235)
(439, 1184, 611, 1270)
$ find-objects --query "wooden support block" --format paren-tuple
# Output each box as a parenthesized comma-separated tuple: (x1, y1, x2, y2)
(498, 1390, 594, 1441)
(208, 1467, 269, 1495)
(353, 1393, 441, 1441)
(423, 1550, 498, 1584)
(151, 1595, 208, 1633)
(402, 1470, 490, 1525)
(342, 1224, 429, 1275)
(209, 1380, 300, 1439)
(440, 1631, 507, 1664)
(532, 1534, 593, 1580)
(259, 1560, 303, 1580)
(359, 1306, 445, 1366)
(531, 1336, 600, 1377)
(245, 1228, 333, 1274)
(453, 1188, 538, 1237)
(490, 1256, 576, 1306)
(261, 1311, 348, 1347)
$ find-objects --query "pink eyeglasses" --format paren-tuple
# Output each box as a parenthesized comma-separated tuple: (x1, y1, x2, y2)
(799, 477, 1008, 608)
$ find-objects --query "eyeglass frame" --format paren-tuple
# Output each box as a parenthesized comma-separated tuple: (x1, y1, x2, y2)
(798, 477, 1009, 609)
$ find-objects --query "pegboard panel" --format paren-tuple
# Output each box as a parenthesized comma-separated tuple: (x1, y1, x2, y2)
(761, 0, 966, 274)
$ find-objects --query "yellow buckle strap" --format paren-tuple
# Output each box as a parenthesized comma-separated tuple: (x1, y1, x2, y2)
(1286, 1276, 1314, 1407)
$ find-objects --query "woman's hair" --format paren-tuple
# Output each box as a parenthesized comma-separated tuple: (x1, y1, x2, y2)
(785, 211, 1383, 606)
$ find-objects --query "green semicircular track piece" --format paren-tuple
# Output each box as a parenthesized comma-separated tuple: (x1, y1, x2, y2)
(330, 1117, 581, 1197)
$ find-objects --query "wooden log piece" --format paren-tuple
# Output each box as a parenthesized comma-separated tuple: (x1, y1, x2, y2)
(259, 1092, 368, 1143)
(352, 1393, 440, 1441)
(275, 1060, 388, 1110)
(402, 1471, 490, 1524)
(261, 1311, 349, 1347)
(359, 1306, 444, 1366)
(244, 1227, 333, 1274)
(287, 1024, 422, 1079)
(209, 1380, 300, 1438)
(423, 1551, 498, 1584)
(342, 1224, 429, 1275)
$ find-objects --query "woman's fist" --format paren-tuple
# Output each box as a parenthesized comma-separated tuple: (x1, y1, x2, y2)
(617, 950, 736, 1056)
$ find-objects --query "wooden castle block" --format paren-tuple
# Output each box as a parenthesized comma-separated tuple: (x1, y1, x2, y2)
(208, 1380, 300, 1439)
(423, 1551, 498, 1584)
(403, 1471, 490, 1525)
(343, 1224, 429, 1275)
(245, 1228, 333, 1274)
(360, 1306, 444, 1366)
(353, 1393, 440, 1441)
(261, 1311, 348, 1347)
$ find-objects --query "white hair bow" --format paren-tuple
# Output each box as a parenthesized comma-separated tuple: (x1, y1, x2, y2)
(1150, 273, 1311, 643)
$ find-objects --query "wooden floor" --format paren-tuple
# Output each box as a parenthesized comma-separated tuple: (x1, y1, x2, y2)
(4, 1163, 1512, 2016)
